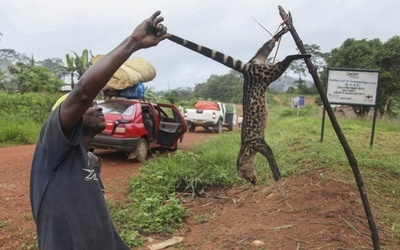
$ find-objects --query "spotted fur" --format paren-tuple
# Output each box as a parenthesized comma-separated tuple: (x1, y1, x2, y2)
(167, 29, 310, 184)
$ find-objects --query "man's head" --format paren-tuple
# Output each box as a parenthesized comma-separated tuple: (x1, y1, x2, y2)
(82, 101, 106, 135)
(53, 94, 105, 135)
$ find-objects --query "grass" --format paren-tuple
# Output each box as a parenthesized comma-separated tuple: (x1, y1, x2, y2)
(0, 113, 42, 146)
(111, 104, 400, 247)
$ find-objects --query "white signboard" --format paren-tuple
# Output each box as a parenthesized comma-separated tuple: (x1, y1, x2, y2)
(327, 69, 379, 105)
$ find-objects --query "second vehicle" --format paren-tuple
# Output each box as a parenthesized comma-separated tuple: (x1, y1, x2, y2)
(185, 101, 237, 133)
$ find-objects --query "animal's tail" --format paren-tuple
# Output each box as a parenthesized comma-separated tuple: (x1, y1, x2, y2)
(268, 158, 281, 181)
(167, 33, 246, 72)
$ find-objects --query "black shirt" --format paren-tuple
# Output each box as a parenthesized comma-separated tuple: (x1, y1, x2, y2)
(30, 106, 129, 250)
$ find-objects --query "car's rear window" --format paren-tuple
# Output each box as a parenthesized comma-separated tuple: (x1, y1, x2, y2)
(98, 101, 134, 116)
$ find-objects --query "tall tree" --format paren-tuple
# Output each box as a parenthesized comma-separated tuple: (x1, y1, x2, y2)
(64, 49, 92, 89)
(290, 43, 327, 95)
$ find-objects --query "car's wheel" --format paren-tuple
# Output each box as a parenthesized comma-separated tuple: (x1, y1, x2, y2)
(135, 138, 148, 162)
(189, 124, 196, 132)
(228, 122, 233, 131)
(213, 119, 222, 133)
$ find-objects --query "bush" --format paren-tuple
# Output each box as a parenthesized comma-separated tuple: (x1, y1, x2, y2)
(0, 92, 64, 145)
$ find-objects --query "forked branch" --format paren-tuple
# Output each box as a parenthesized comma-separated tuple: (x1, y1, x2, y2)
(277, 5, 380, 250)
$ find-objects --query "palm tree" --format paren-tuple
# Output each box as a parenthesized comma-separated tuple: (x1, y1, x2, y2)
(64, 49, 92, 89)
(145, 86, 159, 102)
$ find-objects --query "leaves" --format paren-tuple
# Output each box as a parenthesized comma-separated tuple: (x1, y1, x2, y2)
(7, 63, 63, 93)
(64, 49, 92, 89)
(326, 36, 400, 117)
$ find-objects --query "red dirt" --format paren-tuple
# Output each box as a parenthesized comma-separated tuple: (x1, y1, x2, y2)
(0, 127, 399, 250)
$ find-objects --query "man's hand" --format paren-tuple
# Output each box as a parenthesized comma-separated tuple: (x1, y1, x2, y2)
(131, 10, 168, 49)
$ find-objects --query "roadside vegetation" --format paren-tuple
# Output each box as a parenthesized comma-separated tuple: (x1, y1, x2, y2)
(0, 91, 399, 247)
(110, 101, 400, 247)
(0, 92, 60, 146)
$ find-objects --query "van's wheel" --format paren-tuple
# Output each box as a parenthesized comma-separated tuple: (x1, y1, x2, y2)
(213, 119, 222, 133)
(189, 124, 196, 132)
(135, 138, 148, 162)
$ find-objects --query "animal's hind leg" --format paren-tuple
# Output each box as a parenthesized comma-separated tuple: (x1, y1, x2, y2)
(253, 138, 281, 181)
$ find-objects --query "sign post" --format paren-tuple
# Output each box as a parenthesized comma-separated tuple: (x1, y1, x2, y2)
(321, 68, 380, 146)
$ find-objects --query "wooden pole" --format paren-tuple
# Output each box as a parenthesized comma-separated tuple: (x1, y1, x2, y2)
(277, 5, 380, 249)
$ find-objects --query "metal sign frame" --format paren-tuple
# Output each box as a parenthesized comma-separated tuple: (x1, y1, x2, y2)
(321, 68, 380, 146)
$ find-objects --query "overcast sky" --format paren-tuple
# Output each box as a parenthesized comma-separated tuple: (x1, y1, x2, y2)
(1, 0, 398, 91)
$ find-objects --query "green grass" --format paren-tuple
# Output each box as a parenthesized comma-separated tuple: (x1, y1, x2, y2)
(0, 113, 42, 146)
(111, 105, 400, 247)
(0, 92, 62, 146)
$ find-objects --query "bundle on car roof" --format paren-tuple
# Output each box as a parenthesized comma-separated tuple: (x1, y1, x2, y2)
(92, 55, 155, 100)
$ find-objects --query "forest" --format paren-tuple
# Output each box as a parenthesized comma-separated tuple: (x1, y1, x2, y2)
(1, 36, 400, 117)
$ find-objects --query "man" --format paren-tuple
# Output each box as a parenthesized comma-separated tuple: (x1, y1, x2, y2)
(178, 103, 184, 116)
(30, 11, 168, 249)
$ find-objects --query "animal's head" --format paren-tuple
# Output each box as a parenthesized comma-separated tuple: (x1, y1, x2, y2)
(237, 149, 257, 185)
(237, 167, 257, 185)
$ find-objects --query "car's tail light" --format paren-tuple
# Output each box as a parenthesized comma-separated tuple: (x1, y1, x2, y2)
(212, 112, 216, 119)
(112, 119, 132, 134)
(114, 126, 126, 134)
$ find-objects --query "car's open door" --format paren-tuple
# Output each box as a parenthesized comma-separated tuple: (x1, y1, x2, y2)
(155, 104, 187, 147)
(224, 103, 237, 126)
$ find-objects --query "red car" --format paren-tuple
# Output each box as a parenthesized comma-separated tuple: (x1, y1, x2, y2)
(91, 99, 187, 162)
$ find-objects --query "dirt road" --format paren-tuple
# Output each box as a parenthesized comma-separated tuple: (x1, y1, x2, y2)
(0, 130, 215, 249)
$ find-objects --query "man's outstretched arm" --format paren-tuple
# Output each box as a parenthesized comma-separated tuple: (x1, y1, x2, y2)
(60, 10, 168, 135)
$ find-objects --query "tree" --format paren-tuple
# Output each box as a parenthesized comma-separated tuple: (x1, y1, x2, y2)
(8, 58, 63, 93)
(290, 43, 328, 95)
(326, 38, 383, 117)
(194, 70, 242, 103)
(163, 90, 179, 104)
(376, 36, 400, 117)
(0, 49, 30, 64)
(289, 56, 307, 93)
(64, 49, 92, 89)
(144, 86, 160, 102)
(8, 61, 29, 92)
(0, 68, 8, 91)
(37, 58, 64, 73)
